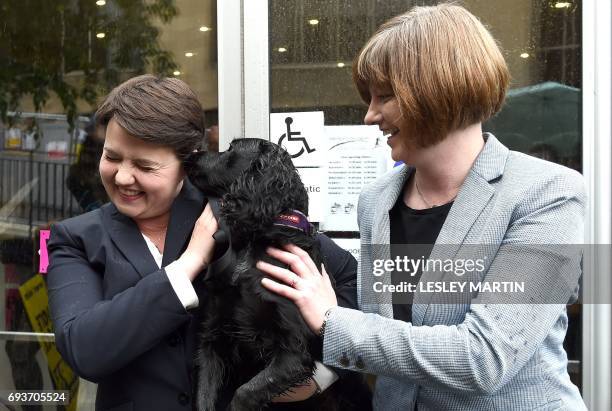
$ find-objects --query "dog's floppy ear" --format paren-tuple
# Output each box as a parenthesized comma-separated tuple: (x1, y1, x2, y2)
(184, 150, 232, 197)
(221, 140, 309, 244)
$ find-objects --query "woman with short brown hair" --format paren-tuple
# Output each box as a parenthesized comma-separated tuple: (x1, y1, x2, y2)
(260, 4, 587, 410)
(48, 75, 219, 410)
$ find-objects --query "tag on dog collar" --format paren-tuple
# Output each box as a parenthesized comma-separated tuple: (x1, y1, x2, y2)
(273, 210, 313, 235)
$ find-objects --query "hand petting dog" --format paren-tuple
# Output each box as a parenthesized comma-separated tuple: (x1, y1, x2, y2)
(259, 243, 338, 335)
(175, 203, 218, 281)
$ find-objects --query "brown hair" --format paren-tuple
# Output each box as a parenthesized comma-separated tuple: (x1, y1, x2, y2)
(353, 3, 510, 148)
(96, 75, 205, 160)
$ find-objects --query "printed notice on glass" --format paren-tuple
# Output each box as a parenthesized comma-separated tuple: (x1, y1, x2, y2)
(321, 125, 391, 232)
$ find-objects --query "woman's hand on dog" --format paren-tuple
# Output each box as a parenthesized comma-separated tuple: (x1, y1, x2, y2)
(258, 244, 338, 335)
(176, 203, 218, 281)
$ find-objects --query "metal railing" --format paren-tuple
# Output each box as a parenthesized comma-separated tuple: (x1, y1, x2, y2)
(0, 151, 80, 232)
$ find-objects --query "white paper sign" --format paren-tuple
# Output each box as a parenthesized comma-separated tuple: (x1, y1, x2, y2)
(270, 112, 327, 222)
(321, 125, 391, 232)
(298, 167, 325, 222)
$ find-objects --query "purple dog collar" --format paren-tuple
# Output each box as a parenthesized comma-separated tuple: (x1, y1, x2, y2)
(273, 210, 313, 235)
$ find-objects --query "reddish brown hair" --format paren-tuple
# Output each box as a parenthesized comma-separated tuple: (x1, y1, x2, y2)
(353, 3, 510, 147)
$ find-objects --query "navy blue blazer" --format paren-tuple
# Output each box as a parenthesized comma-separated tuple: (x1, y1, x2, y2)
(47, 181, 359, 411)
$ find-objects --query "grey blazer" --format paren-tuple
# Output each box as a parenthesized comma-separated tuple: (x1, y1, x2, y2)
(322, 134, 587, 410)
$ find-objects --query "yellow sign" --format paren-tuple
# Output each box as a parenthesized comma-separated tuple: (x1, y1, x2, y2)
(19, 274, 79, 411)
(5, 128, 22, 149)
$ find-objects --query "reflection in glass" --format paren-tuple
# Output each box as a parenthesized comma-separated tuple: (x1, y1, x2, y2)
(0, 0, 180, 125)
(270, 0, 582, 173)
(487, 81, 581, 171)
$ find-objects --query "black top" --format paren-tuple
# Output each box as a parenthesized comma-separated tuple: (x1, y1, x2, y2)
(389, 188, 453, 323)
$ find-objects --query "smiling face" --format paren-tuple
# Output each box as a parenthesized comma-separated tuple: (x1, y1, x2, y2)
(364, 84, 414, 163)
(99, 118, 185, 224)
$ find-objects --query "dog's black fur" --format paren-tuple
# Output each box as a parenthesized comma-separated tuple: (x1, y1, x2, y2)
(185, 139, 371, 411)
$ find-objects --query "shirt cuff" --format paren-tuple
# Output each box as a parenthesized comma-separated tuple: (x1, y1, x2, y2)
(165, 260, 199, 309)
(312, 361, 338, 392)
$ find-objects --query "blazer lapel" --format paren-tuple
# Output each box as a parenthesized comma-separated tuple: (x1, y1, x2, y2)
(372, 166, 412, 244)
(161, 180, 206, 375)
(105, 205, 160, 278)
(162, 180, 206, 267)
(412, 134, 509, 326)
(370, 166, 412, 317)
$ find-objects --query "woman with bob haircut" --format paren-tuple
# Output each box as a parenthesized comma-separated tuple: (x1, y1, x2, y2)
(259, 4, 587, 410)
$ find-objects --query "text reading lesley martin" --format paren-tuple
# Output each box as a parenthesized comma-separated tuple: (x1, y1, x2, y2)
(372, 280, 525, 294)
(370, 256, 525, 294)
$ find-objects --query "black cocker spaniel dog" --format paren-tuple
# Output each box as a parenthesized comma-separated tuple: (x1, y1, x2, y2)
(185, 139, 371, 411)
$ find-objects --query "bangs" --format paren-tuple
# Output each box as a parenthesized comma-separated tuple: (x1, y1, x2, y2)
(352, 32, 393, 103)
